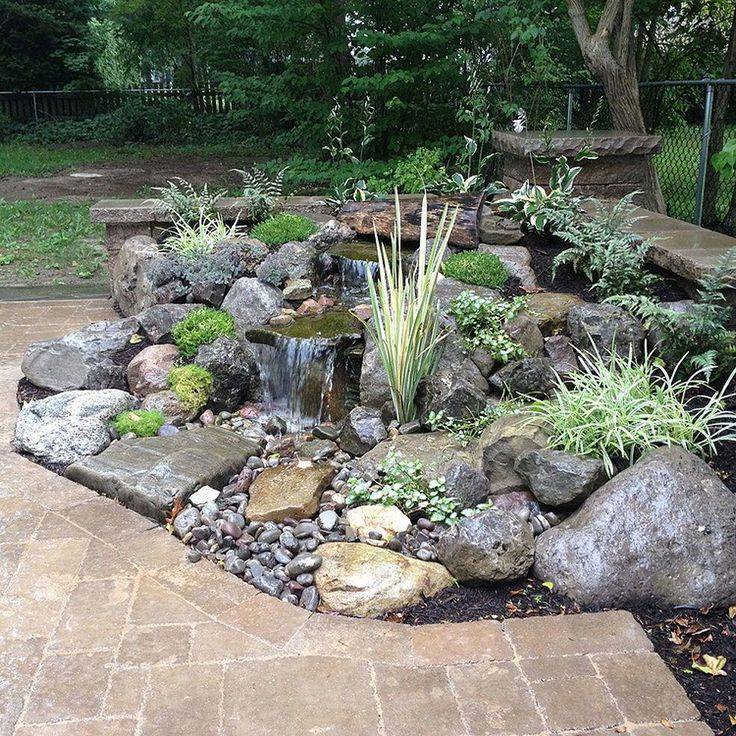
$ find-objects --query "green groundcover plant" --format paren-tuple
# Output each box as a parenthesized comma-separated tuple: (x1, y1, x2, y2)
(168, 365, 214, 413)
(172, 308, 235, 359)
(111, 409, 165, 438)
(250, 213, 317, 246)
(527, 347, 736, 477)
(443, 251, 509, 289)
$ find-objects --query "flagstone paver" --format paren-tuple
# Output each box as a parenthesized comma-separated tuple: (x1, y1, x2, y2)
(0, 297, 714, 736)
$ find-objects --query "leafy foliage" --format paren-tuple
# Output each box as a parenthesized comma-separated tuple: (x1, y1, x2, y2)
(450, 291, 526, 363)
(324, 178, 375, 213)
(249, 213, 317, 246)
(151, 177, 225, 221)
(172, 307, 236, 359)
(162, 213, 242, 260)
(528, 347, 736, 477)
(367, 148, 447, 194)
(427, 401, 523, 446)
(610, 247, 736, 377)
(364, 194, 455, 424)
(168, 364, 213, 412)
(443, 251, 509, 289)
(232, 166, 286, 222)
(551, 192, 659, 298)
(112, 409, 166, 437)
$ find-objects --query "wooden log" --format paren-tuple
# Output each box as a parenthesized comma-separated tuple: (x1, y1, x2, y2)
(337, 194, 485, 248)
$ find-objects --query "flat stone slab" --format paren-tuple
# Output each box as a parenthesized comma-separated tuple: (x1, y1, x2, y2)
(66, 427, 259, 521)
(492, 130, 661, 157)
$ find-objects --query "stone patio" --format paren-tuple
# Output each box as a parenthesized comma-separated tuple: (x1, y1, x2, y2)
(0, 298, 713, 736)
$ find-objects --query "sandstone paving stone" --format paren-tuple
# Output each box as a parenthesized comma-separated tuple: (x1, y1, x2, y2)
(531, 675, 623, 732)
(128, 577, 209, 626)
(0, 637, 45, 736)
(593, 651, 702, 723)
(409, 619, 513, 666)
(503, 610, 652, 658)
(59, 495, 154, 544)
(519, 654, 597, 682)
(66, 427, 259, 521)
(190, 621, 277, 662)
(49, 578, 133, 651)
(632, 724, 714, 736)
(118, 623, 192, 666)
(14, 720, 138, 736)
(0, 542, 24, 592)
(0, 497, 45, 543)
(22, 650, 113, 724)
(78, 539, 139, 580)
(373, 663, 468, 736)
(103, 668, 148, 718)
(139, 664, 222, 736)
(222, 656, 381, 736)
(448, 660, 545, 736)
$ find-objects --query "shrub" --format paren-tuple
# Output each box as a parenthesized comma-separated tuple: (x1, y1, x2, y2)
(168, 364, 213, 412)
(367, 147, 447, 194)
(112, 409, 165, 437)
(172, 307, 235, 359)
(527, 347, 736, 477)
(364, 194, 455, 423)
(450, 291, 526, 363)
(443, 251, 509, 289)
(250, 213, 317, 246)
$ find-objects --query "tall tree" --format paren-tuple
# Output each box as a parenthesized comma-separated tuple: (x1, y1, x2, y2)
(563, 0, 666, 212)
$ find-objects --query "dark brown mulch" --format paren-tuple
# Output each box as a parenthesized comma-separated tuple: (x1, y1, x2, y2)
(385, 579, 736, 735)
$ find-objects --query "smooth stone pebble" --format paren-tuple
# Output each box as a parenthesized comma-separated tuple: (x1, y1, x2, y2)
(187, 549, 202, 563)
(300, 586, 319, 611)
(281, 593, 299, 605)
(318, 509, 339, 531)
(285, 552, 322, 577)
(225, 557, 246, 575)
(220, 521, 242, 539)
(253, 574, 284, 596)
(157, 424, 179, 436)
(274, 549, 293, 565)
(295, 573, 314, 586)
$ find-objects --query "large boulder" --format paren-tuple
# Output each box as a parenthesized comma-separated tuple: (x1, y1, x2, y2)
(194, 336, 261, 412)
(221, 277, 283, 335)
(256, 241, 317, 287)
(543, 335, 579, 375)
(22, 317, 141, 392)
(534, 447, 736, 608)
(444, 461, 491, 510)
(141, 390, 197, 425)
(359, 331, 392, 414)
(478, 245, 538, 291)
(435, 276, 500, 313)
(246, 462, 336, 522)
(436, 509, 534, 582)
(514, 448, 606, 507)
(13, 389, 137, 465)
(112, 236, 188, 317)
(138, 303, 199, 343)
(315, 542, 454, 617)
(66, 427, 259, 521)
(489, 357, 557, 398)
(525, 292, 584, 335)
(474, 413, 549, 495)
(126, 344, 179, 398)
(567, 303, 644, 360)
(308, 219, 355, 249)
(337, 406, 387, 456)
(505, 313, 544, 357)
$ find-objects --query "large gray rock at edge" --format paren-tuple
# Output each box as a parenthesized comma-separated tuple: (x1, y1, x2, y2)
(437, 509, 534, 582)
(444, 461, 491, 510)
(221, 277, 283, 336)
(255, 241, 317, 287)
(194, 336, 261, 412)
(534, 447, 736, 608)
(514, 448, 606, 507)
(138, 303, 200, 343)
(489, 357, 557, 398)
(337, 406, 387, 456)
(13, 389, 137, 465)
(22, 317, 141, 392)
(66, 427, 260, 521)
(567, 303, 644, 360)
(359, 331, 392, 413)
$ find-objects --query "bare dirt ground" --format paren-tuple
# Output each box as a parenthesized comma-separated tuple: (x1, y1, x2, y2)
(0, 152, 252, 202)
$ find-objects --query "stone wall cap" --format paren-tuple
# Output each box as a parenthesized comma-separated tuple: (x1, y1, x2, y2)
(492, 130, 661, 157)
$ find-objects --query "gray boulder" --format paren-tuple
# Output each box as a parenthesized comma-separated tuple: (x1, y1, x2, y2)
(437, 509, 534, 582)
(435, 276, 500, 313)
(567, 303, 644, 360)
(13, 389, 137, 465)
(489, 357, 557, 398)
(22, 317, 141, 392)
(138, 303, 199, 343)
(194, 336, 261, 412)
(359, 331, 392, 414)
(444, 461, 491, 510)
(126, 343, 179, 398)
(337, 406, 387, 456)
(514, 448, 606, 507)
(141, 390, 197, 425)
(256, 241, 317, 287)
(475, 413, 549, 495)
(505, 313, 544, 357)
(221, 277, 283, 335)
(534, 447, 736, 608)
(112, 236, 188, 317)
(543, 335, 579, 375)
(308, 219, 355, 249)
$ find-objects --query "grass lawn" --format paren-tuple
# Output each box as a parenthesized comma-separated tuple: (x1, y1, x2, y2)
(0, 199, 106, 285)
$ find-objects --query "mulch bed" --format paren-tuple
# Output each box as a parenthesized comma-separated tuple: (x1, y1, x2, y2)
(385, 579, 736, 735)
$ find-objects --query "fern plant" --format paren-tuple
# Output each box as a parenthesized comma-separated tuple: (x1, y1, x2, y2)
(150, 177, 225, 221)
(610, 247, 736, 377)
(232, 166, 286, 222)
(551, 192, 659, 298)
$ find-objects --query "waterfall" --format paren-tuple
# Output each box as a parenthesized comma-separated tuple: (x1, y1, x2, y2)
(251, 336, 337, 432)
(339, 257, 379, 300)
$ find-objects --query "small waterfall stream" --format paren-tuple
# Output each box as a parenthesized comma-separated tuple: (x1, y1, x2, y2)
(338, 257, 379, 301)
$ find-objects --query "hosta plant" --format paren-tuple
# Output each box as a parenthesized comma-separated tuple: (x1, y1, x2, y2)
(363, 193, 456, 423)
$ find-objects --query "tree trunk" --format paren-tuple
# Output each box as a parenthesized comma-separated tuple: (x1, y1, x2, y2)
(701, 3, 736, 228)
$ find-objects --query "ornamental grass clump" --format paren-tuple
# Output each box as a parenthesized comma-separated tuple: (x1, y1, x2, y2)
(168, 364, 213, 412)
(364, 193, 457, 423)
(171, 307, 235, 359)
(163, 212, 242, 260)
(527, 347, 736, 477)
(250, 213, 317, 246)
(111, 409, 165, 438)
(442, 251, 509, 289)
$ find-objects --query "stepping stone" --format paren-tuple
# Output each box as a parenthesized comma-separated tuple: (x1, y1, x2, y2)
(66, 427, 259, 521)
